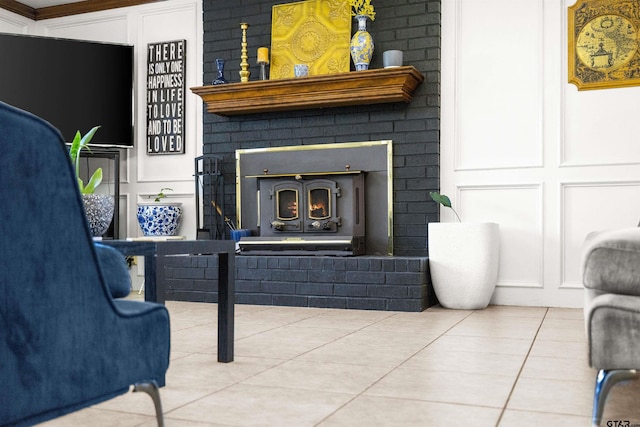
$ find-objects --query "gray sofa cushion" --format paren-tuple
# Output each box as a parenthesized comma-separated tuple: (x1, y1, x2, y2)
(582, 227, 640, 296)
(586, 292, 640, 368)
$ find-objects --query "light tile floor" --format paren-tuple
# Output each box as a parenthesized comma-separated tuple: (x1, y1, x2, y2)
(41, 301, 640, 426)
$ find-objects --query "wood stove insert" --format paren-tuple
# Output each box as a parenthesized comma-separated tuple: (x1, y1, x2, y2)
(239, 170, 366, 255)
(236, 141, 393, 256)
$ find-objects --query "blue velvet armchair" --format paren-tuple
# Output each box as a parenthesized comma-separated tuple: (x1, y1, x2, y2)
(0, 101, 170, 426)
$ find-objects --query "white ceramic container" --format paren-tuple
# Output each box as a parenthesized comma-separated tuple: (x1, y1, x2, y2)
(428, 222, 500, 309)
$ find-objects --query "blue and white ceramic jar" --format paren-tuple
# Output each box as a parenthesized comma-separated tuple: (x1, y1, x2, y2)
(137, 202, 182, 236)
(350, 15, 374, 71)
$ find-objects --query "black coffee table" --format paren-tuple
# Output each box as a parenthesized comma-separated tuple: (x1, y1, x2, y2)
(102, 239, 235, 363)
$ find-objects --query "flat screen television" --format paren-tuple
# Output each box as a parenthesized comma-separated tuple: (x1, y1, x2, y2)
(0, 33, 134, 148)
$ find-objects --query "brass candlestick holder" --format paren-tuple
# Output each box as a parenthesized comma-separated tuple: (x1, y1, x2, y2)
(239, 23, 251, 83)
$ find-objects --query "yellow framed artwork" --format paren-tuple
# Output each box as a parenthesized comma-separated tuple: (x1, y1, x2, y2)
(568, 0, 640, 90)
(270, 0, 351, 80)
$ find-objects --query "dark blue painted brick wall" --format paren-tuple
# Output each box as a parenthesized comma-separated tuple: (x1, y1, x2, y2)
(164, 254, 436, 312)
(201, 0, 441, 256)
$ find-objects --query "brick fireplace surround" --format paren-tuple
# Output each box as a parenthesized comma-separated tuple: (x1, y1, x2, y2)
(165, 0, 441, 312)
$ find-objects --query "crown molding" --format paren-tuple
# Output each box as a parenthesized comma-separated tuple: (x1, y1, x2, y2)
(0, 0, 166, 20)
(0, 0, 35, 19)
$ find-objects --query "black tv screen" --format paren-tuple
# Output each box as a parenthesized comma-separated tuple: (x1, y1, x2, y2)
(0, 33, 134, 147)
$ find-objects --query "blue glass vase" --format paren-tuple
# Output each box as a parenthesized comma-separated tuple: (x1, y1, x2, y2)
(213, 58, 228, 85)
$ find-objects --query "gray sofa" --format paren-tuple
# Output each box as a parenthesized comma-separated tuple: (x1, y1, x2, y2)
(583, 227, 640, 426)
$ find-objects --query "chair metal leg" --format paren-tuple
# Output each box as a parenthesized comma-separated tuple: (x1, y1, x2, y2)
(133, 382, 165, 427)
(592, 369, 639, 427)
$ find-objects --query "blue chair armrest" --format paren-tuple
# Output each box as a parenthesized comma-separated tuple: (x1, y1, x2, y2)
(94, 243, 132, 298)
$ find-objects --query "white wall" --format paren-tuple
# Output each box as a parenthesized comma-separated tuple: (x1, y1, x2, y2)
(442, 0, 640, 307)
(0, 0, 203, 240)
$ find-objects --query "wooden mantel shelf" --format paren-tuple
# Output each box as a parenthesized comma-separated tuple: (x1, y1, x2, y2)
(190, 66, 424, 116)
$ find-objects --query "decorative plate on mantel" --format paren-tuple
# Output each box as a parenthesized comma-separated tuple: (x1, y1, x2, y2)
(270, 0, 351, 80)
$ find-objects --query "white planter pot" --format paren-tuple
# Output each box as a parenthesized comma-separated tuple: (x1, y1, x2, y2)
(137, 202, 182, 236)
(428, 222, 500, 309)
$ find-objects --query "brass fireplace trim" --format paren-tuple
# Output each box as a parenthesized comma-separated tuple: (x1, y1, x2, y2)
(236, 140, 393, 255)
(245, 170, 364, 179)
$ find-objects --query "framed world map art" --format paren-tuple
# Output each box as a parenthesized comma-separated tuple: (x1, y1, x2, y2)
(568, 0, 640, 90)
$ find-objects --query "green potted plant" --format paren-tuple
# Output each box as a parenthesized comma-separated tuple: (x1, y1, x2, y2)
(69, 126, 114, 237)
(136, 188, 182, 236)
(428, 192, 500, 309)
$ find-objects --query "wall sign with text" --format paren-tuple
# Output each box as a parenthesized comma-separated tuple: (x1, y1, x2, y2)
(147, 40, 186, 154)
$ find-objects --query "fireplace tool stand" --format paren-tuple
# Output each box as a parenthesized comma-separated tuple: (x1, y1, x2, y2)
(195, 154, 225, 240)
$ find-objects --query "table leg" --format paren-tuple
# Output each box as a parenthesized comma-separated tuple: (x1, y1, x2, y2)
(217, 252, 235, 362)
(136, 240, 235, 363)
(144, 252, 162, 304)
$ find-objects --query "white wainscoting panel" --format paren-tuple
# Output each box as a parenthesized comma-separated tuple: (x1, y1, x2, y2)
(455, 0, 543, 170)
(442, 0, 639, 307)
(119, 192, 130, 239)
(562, 182, 640, 287)
(563, 85, 640, 167)
(561, 182, 640, 287)
(458, 184, 544, 288)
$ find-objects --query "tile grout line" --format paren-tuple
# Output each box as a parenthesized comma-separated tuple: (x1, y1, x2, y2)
(163, 306, 336, 419)
(313, 308, 475, 426)
(163, 307, 399, 420)
(494, 307, 550, 427)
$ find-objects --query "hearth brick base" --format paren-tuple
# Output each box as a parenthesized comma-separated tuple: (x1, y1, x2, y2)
(163, 255, 436, 312)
